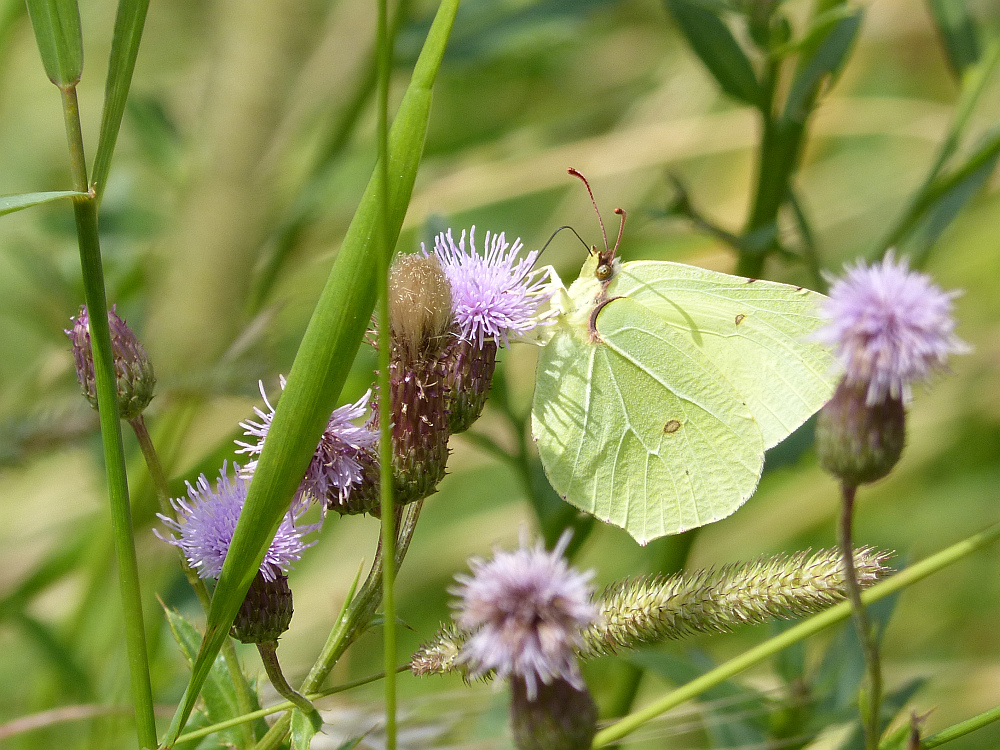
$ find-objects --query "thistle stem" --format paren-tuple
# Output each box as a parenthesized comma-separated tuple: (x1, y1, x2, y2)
(256, 641, 317, 716)
(250, 503, 423, 750)
(839, 482, 882, 750)
(60, 83, 157, 749)
(174, 667, 408, 746)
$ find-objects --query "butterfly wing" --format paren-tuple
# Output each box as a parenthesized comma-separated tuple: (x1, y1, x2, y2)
(609, 262, 836, 449)
(531, 295, 764, 544)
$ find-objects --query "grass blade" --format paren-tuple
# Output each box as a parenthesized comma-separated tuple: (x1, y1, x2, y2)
(0, 189, 87, 216)
(24, 0, 82, 86)
(91, 0, 150, 195)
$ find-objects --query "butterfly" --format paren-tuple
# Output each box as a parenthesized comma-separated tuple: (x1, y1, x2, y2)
(530, 169, 835, 544)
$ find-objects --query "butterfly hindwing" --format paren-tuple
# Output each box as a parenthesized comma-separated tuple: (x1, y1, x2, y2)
(532, 294, 764, 544)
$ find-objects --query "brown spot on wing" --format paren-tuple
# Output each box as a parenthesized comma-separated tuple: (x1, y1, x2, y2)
(735, 313, 746, 326)
(664, 419, 681, 434)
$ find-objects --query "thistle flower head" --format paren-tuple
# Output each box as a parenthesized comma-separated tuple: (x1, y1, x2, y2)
(451, 532, 597, 699)
(156, 463, 317, 581)
(425, 226, 552, 348)
(236, 377, 379, 508)
(66, 304, 155, 420)
(816, 252, 968, 405)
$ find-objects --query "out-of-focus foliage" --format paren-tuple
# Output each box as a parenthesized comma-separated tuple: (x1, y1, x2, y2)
(1, 0, 1000, 748)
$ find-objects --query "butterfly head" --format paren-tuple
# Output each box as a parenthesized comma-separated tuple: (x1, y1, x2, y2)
(567, 168, 626, 285)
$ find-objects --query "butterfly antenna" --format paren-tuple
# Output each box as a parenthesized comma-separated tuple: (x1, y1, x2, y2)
(568, 167, 609, 254)
(611, 208, 626, 260)
(538, 225, 591, 261)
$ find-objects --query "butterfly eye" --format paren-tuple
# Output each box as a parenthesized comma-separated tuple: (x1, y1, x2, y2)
(596, 263, 613, 281)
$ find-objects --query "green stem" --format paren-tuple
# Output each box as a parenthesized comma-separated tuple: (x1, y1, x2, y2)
(256, 641, 317, 716)
(251, 503, 423, 750)
(60, 84, 157, 750)
(376, 0, 396, 745)
(922, 703, 1000, 749)
(787, 189, 827, 293)
(877, 129, 1000, 266)
(176, 667, 407, 746)
(592, 521, 1000, 747)
(839, 483, 881, 750)
(248, 0, 415, 314)
(604, 530, 699, 722)
(737, 60, 781, 280)
(128, 415, 258, 747)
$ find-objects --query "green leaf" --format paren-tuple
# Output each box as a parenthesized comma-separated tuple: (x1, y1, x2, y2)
(665, 0, 762, 106)
(928, 0, 980, 77)
(161, 1, 461, 742)
(0, 190, 87, 216)
(24, 0, 82, 86)
(783, 10, 862, 124)
(291, 708, 324, 750)
(881, 128, 1000, 265)
(837, 679, 924, 750)
(92, 0, 151, 195)
(334, 738, 365, 750)
(164, 606, 249, 748)
(906, 143, 999, 266)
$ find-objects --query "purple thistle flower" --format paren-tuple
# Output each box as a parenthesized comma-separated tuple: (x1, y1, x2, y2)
(156, 463, 317, 581)
(426, 226, 552, 348)
(451, 532, 598, 700)
(236, 377, 379, 508)
(816, 252, 968, 405)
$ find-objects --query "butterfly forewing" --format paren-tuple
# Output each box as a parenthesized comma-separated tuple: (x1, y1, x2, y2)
(532, 296, 764, 544)
(610, 262, 836, 449)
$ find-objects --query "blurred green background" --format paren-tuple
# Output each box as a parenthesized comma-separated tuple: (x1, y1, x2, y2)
(1, 0, 1000, 747)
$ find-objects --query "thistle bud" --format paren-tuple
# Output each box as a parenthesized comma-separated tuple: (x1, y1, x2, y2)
(510, 675, 597, 750)
(368, 255, 456, 506)
(388, 254, 453, 363)
(231, 572, 293, 644)
(816, 381, 905, 486)
(66, 305, 155, 421)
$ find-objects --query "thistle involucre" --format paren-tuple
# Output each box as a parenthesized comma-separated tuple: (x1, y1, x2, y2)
(371, 253, 456, 505)
(66, 304, 155, 421)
